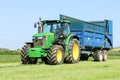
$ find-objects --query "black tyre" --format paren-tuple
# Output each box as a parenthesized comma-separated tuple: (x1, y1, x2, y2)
(80, 54, 89, 61)
(21, 44, 37, 64)
(46, 45, 64, 65)
(64, 39, 80, 63)
(102, 50, 107, 61)
(93, 50, 103, 61)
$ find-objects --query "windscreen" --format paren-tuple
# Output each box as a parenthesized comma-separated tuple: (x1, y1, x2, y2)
(43, 22, 70, 35)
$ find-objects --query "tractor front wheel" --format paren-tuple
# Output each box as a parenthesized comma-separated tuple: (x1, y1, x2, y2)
(21, 44, 37, 64)
(46, 45, 64, 65)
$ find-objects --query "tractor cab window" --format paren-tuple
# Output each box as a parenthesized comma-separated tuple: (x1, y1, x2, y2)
(43, 23, 51, 33)
(43, 21, 70, 35)
(52, 23, 61, 33)
(43, 22, 61, 33)
(61, 23, 70, 35)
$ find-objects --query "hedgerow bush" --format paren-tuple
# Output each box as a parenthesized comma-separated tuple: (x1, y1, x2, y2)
(108, 50, 120, 56)
(0, 48, 20, 55)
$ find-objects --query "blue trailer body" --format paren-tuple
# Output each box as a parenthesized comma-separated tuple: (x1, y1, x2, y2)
(60, 15, 113, 53)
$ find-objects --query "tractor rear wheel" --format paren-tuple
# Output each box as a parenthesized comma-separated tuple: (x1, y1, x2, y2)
(93, 50, 103, 61)
(21, 44, 37, 64)
(46, 45, 64, 65)
(64, 39, 80, 63)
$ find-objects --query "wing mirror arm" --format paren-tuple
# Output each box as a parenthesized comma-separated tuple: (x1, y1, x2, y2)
(34, 17, 42, 33)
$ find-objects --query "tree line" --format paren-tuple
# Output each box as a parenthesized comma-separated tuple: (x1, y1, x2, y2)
(0, 48, 20, 55)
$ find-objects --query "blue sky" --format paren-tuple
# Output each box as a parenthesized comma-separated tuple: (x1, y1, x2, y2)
(0, 0, 120, 50)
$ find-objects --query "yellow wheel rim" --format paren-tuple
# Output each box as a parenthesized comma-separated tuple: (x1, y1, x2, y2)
(73, 43, 79, 60)
(57, 49, 62, 62)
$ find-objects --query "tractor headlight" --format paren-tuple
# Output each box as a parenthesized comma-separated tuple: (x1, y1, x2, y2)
(38, 37, 43, 39)
(33, 37, 36, 39)
(33, 37, 43, 40)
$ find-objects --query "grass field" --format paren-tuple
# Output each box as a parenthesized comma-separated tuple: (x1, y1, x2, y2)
(0, 51, 120, 80)
(0, 59, 120, 80)
(0, 55, 20, 63)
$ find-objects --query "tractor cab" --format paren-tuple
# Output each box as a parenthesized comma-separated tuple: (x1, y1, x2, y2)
(34, 19, 70, 40)
(42, 20, 70, 34)
(42, 20, 70, 40)
(34, 17, 70, 36)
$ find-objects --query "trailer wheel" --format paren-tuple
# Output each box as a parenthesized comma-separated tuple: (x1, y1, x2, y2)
(65, 39, 80, 63)
(102, 50, 107, 61)
(93, 50, 103, 61)
(21, 44, 37, 64)
(47, 45, 64, 65)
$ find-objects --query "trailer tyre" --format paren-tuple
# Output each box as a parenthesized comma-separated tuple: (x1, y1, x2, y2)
(102, 50, 107, 61)
(65, 39, 80, 63)
(93, 50, 103, 61)
(21, 44, 37, 64)
(47, 45, 64, 65)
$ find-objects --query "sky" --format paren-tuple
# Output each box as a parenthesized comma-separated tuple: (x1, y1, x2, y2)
(0, 0, 120, 50)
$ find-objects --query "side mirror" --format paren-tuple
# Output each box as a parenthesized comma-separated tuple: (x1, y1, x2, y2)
(34, 23, 37, 28)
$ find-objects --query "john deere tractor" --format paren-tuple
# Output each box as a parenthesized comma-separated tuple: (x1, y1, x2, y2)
(21, 17, 80, 65)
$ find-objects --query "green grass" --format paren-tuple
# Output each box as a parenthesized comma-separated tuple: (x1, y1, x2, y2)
(0, 51, 120, 80)
(0, 60, 120, 80)
(108, 55, 120, 60)
(108, 51, 120, 56)
(0, 55, 20, 63)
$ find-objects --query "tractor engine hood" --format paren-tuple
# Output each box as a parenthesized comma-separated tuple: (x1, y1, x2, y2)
(33, 32, 54, 37)
(32, 32, 55, 49)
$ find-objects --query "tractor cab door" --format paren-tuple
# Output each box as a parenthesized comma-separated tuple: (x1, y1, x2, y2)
(55, 22, 70, 41)
(61, 22, 70, 36)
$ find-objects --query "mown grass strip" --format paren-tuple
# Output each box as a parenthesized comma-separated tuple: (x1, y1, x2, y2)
(0, 60, 120, 80)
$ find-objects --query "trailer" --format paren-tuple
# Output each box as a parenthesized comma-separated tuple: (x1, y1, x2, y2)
(60, 15, 113, 61)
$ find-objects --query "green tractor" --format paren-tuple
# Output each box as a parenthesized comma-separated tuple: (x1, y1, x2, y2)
(21, 17, 80, 65)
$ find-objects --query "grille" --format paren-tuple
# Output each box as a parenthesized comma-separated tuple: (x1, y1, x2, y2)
(33, 37, 46, 46)
(33, 39, 42, 46)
